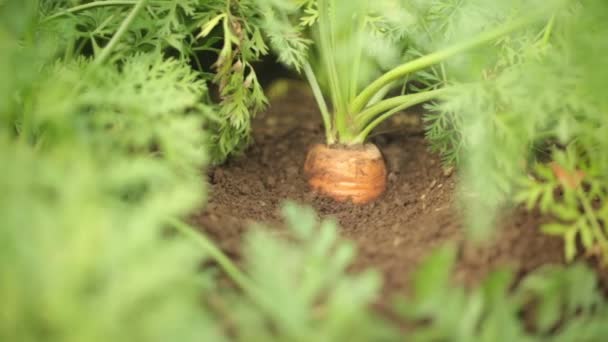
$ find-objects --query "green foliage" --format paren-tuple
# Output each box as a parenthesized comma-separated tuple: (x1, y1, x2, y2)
(193, 0, 269, 161)
(399, 245, 608, 342)
(217, 202, 396, 341)
(517, 147, 608, 264)
(184, 205, 608, 341)
(39, 0, 202, 58)
(2, 2, 396, 340)
(0, 135, 220, 342)
(253, 0, 449, 144)
(1, 3, 219, 340)
(253, 0, 560, 147)
(3, 2, 608, 341)
(422, 0, 608, 260)
(34, 0, 270, 163)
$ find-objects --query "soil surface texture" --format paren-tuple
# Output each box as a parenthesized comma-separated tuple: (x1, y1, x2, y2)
(191, 82, 605, 306)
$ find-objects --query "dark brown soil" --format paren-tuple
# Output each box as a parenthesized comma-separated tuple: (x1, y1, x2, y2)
(191, 82, 601, 305)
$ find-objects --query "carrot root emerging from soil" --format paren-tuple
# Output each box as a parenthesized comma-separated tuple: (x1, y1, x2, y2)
(304, 143, 387, 204)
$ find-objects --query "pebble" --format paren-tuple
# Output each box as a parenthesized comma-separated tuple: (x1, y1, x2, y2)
(388, 172, 398, 183)
(238, 184, 251, 195)
(266, 117, 278, 127)
(254, 180, 264, 191)
(286, 166, 299, 176)
(265, 176, 277, 188)
(443, 166, 454, 177)
(393, 197, 405, 207)
(304, 191, 317, 202)
(393, 237, 403, 247)
(387, 157, 402, 171)
(212, 168, 224, 183)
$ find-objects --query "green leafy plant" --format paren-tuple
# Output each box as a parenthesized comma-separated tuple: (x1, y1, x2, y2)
(3, 1, 608, 341)
(173, 202, 396, 341)
(255, 0, 558, 146)
(35, 0, 271, 163)
(247, 0, 566, 205)
(0, 134, 221, 342)
(398, 245, 608, 342)
(1, 3, 218, 340)
(2, 5, 393, 340)
(192, 0, 270, 161)
(421, 0, 608, 262)
(176, 204, 608, 341)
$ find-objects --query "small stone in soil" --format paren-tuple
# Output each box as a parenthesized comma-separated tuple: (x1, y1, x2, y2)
(286, 166, 299, 176)
(238, 184, 251, 195)
(387, 157, 402, 171)
(388, 172, 398, 182)
(266, 117, 278, 126)
(304, 192, 316, 202)
(265, 176, 277, 188)
(443, 166, 454, 177)
(254, 180, 265, 191)
(394, 197, 411, 207)
(212, 169, 224, 184)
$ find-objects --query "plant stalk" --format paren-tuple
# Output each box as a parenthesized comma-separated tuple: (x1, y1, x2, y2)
(350, 15, 544, 114)
(303, 61, 335, 144)
(169, 219, 266, 301)
(365, 80, 398, 108)
(317, 0, 347, 137)
(42, 0, 138, 22)
(576, 189, 608, 264)
(94, 0, 147, 65)
(352, 88, 449, 144)
(356, 88, 448, 128)
(542, 14, 556, 45)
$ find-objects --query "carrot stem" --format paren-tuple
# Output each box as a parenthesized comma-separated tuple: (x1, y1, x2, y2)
(42, 0, 138, 22)
(169, 219, 264, 300)
(576, 189, 608, 264)
(94, 0, 147, 65)
(303, 61, 335, 144)
(355, 88, 448, 128)
(349, 14, 544, 115)
(352, 89, 447, 144)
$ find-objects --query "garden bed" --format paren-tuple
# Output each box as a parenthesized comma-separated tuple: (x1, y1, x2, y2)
(191, 83, 581, 304)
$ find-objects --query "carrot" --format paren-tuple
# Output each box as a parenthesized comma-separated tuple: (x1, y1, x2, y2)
(304, 144, 387, 204)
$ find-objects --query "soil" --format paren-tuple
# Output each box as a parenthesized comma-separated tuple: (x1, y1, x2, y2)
(190, 82, 606, 308)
